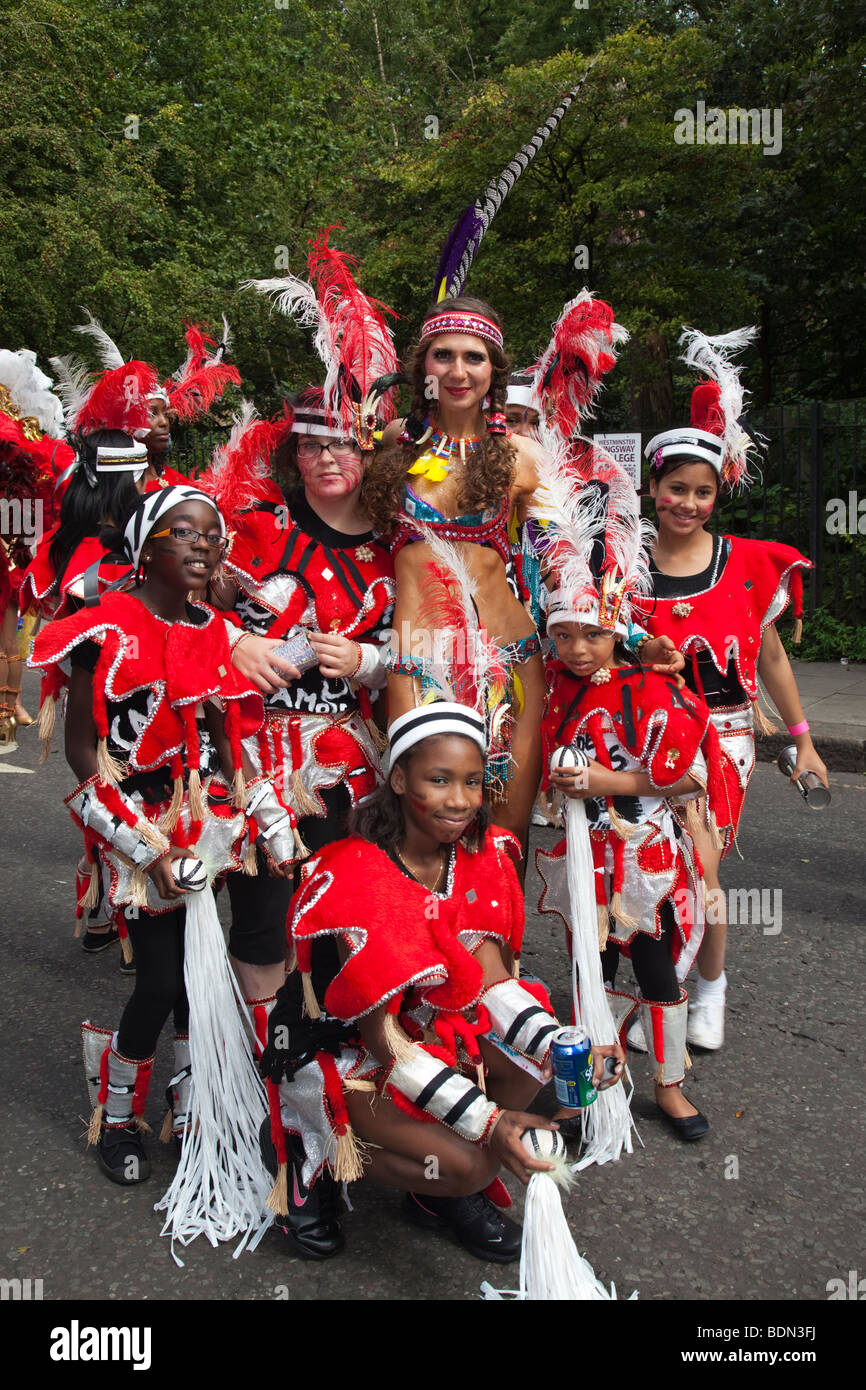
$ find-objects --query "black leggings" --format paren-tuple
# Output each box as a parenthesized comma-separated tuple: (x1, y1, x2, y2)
(225, 784, 353, 966)
(601, 901, 681, 1003)
(116, 907, 189, 1059)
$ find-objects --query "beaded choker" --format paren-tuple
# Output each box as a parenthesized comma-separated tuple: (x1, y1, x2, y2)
(407, 429, 483, 483)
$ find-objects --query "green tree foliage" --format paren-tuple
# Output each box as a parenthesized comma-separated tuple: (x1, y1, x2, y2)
(1, 0, 863, 424)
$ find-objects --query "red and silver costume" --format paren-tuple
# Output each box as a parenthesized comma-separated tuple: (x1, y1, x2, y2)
(267, 828, 559, 1189)
(538, 663, 727, 990)
(642, 535, 810, 849)
(641, 326, 812, 852)
(224, 489, 394, 823)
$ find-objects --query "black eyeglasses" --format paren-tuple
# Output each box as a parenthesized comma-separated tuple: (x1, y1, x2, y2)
(150, 526, 228, 551)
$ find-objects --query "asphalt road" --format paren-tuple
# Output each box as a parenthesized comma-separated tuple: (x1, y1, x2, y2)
(2, 670, 864, 1303)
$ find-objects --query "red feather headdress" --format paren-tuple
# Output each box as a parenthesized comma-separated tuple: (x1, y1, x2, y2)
(243, 226, 401, 448)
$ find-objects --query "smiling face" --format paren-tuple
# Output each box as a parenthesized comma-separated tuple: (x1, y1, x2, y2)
(423, 334, 492, 415)
(649, 460, 718, 539)
(549, 620, 617, 678)
(295, 435, 365, 500)
(141, 498, 224, 593)
(390, 734, 485, 846)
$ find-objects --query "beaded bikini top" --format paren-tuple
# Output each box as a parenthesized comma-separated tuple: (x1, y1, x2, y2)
(390, 483, 511, 566)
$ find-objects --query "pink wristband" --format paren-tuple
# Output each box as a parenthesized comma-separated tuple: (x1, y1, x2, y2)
(787, 720, 809, 737)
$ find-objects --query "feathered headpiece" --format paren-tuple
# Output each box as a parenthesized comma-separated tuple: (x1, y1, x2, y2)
(530, 439, 653, 637)
(530, 290, 628, 444)
(166, 318, 241, 423)
(0, 350, 76, 506)
(195, 401, 290, 524)
(243, 227, 401, 449)
(644, 325, 759, 490)
(50, 310, 159, 438)
(432, 61, 597, 302)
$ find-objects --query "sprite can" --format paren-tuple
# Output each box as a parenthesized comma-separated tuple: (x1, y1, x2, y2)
(551, 1026, 597, 1109)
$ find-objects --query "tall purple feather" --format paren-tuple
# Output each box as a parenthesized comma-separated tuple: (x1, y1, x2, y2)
(432, 59, 597, 302)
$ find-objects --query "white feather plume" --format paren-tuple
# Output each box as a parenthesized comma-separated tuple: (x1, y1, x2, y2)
(0, 349, 66, 437)
(242, 273, 334, 380)
(679, 325, 758, 486)
(48, 353, 94, 433)
(529, 430, 653, 629)
(73, 308, 125, 370)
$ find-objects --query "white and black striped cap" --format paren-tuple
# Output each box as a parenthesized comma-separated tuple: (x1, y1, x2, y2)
(388, 701, 487, 767)
(644, 426, 724, 475)
(122, 485, 225, 571)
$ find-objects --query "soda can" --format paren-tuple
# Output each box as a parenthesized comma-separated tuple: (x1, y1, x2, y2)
(551, 1027, 597, 1109)
(777, 744, 831, 810)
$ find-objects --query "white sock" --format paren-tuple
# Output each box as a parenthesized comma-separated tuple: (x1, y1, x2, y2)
(696, 970, 727, 1003)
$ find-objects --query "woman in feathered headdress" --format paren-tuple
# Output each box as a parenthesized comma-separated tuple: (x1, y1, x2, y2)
(637, 326, 828, 1053)
(361, 290, 678, 857)
(192, 231, 399, 1051)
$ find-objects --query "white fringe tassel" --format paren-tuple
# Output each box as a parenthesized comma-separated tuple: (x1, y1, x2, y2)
(481, 1172, 636, 1301)
(565, 795, 638, 1169)
(153, 885, 271, 1265)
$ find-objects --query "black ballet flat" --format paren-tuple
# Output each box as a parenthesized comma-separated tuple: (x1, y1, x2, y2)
(656, 1105, 709, 1141)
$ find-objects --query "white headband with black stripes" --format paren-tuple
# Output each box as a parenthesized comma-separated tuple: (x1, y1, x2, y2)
(644, 427, 724, 475)
(387, 702, 487, 766)
(123, 485, 225, 571)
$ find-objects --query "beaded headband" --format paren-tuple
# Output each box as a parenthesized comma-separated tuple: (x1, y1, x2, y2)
(419, 313, 504, 352)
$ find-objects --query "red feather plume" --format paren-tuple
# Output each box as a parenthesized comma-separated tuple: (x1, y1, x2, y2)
(75, 361, 157, 434)
(167, 323, 241, 423)
(306, 227, 400, 439)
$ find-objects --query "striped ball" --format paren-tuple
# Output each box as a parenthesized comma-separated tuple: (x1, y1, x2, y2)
(171, 856, 208, 893)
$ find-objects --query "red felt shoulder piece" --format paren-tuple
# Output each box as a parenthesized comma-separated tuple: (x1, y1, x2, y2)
(543, 665, 711, 790)
(640, 535, 811, 698)
(58, 536, 131, 600)
(19, 526, 59, 611)
(291, 834, 520, 1021)
(31, 593, 263, 768)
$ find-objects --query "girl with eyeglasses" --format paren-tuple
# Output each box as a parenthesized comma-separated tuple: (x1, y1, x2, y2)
(30, 486, 304, 1186)
(206, 390, 395, 1050)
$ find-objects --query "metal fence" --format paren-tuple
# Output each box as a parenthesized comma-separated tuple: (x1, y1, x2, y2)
(173, 402, 866, 625)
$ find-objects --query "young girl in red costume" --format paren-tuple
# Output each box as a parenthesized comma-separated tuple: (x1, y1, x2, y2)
(639, 328, 829, 1051)
(30, 486, 305, 1187)
(258, 698, 625, 1262)
(533, 450, 728, 1141)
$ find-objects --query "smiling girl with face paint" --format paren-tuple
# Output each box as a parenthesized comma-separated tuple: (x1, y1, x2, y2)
(259, 703, 624, 1263)
(638, 328, 828, 1053)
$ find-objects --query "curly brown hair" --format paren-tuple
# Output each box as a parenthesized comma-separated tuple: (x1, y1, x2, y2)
(361, 296, 516, 534)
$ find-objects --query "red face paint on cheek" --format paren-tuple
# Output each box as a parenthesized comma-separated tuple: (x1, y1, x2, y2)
(408, 795, 428, 815)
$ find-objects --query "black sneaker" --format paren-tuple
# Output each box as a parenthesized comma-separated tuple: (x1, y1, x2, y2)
(403, 1189, 523, 1263)
(119, 955, 136, 977)
(96, 1124, 151, 1185)
(81, 925, 120, 953)
(259, 1117, 345, 1260)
